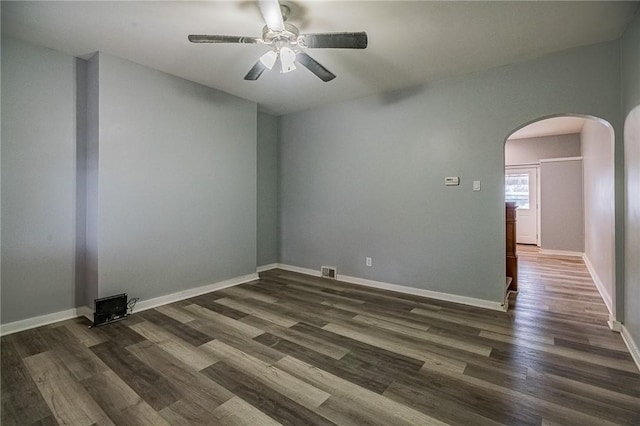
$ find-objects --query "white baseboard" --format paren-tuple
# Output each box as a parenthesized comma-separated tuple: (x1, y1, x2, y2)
(132, 273, 258, 313)
(257, 263, 279, 273)
(582, 253, 614, 317)
(0, 272, 259, 336)
(78, 306, 94, 322)
(277, 264, 505, 312)
(621, 325, 640, 372)
(278, 264, 321, 277)
(1, 307, 85, 336)
(608, 318, 622, 332)
(539, 249, 584, 257)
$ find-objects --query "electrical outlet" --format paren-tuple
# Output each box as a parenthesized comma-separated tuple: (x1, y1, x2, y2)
(366, 257, 372, 267)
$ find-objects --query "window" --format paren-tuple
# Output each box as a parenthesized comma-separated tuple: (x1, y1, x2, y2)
(505, 173, 530, 209)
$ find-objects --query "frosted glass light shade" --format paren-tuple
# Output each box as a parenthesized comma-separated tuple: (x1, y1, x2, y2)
(259, 50, 277, 70)
(280, 47, 297, 73)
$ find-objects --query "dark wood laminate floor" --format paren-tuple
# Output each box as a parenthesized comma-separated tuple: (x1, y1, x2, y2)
(2, 247, 639, 425)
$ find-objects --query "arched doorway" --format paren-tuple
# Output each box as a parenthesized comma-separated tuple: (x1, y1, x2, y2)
(503, 114, 616, 322)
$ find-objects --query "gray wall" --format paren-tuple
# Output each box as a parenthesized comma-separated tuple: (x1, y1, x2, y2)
(505, 133, 581, 166)
(257, 113, 280, 266)
(92, 53, 257, 301)
(540, 159, 584, 252)
(1, 37, 77, 323)
(280, 41, 621, 304)
(84, 54, 100, 307)
(581, 120, 615, 312)
(75, 58, 88, 308)
(622, 10, 640, 351)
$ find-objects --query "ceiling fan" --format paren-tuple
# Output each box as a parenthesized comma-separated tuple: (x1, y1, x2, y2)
(188, 0, 368, 82)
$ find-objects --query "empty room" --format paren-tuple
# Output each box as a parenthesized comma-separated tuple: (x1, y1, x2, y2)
(2, 1, 640, 425)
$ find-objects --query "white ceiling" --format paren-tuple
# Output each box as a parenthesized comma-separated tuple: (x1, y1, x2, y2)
(509, 116, 587, 140)
(2, 1, 638, 115)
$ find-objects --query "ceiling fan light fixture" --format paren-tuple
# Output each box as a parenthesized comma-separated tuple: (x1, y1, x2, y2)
(279, 46, 297, 73)
(189, 0, 368, 82)
(259, 50, 277, 70)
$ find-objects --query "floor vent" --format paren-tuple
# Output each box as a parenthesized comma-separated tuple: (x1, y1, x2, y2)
(321, 266, 337, 279)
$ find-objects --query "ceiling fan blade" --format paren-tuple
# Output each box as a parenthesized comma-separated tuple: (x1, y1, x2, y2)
(296, 52, 336, 82)
(244, 60, 267, 81)
(258, 0, 284, 32)
(299, 32, 368, 49)
(188, 35, 261, 44)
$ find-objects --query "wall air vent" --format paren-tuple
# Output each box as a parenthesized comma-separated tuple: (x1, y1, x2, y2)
(320, 266, 337, 279)
(93, 293, 128, 327)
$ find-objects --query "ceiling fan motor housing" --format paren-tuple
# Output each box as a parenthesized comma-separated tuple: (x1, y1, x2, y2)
(262, 22, 299, 46)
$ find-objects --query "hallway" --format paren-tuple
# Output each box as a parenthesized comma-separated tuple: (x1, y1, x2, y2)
(512, 245, 611, 325)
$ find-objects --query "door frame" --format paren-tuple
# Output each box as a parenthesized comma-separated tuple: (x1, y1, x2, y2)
(505, 164, 540, 246)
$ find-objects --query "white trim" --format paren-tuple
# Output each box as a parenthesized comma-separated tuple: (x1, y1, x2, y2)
(505, 162, 540, 168)
(539, 156, 583, 163)
(132, 273, 258, 313)
(621, 325, 640, 373)
(538, 249, 584, 257)
(277, 264, 505, 312)
(536, 166, 541, 247)
(257, 263, 279, 273)
(278, 264, 321, 277)
(608, 318, 622, 332)
(582, 253, 613, 316)
(0, 272, 258, 335)
(77, 306, 94, 322)
(1, 308, 84, 336)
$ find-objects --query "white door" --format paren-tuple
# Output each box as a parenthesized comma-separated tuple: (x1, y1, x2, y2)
(505, 167, 538, 245)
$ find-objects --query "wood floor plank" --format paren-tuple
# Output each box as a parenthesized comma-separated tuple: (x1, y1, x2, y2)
(525, 367, 640, 424)
(250, 280, 359, 323)
(154, 304, 198, 324)
(202, 361, 336, 426)
(241, 315, 351, 360)
(322, 322, 466, 373)
(183, 303, 264, 339)
(128, 320, 218, 370)
(119, 400, 172, 426)
(254, 332, 393, 394)
(350, 313, 493, 356)
(190, 294, 249, 320)
(187, 318, 286, 365)
(1, 338, 56, 425)
(159, 405, 192, 425)
(81, 369, 169, 425)
(215, 297, 299, 328)
(39, 326, 110, 381)
(90, 341, 181, 411)
(137, 309, 213, 346)
(218, 286, 280, 304)
(23, 351, 114, 426)
(127, 340, 233, 411)
(58, 317, 108, 347)
(5, 328, 51, 358)
(276, 355, 448, 426)
(93, 320, 147, 347)
(162, 399, 215, 426)
(200, 339, 331, 410)
(231, 294, 331, 328)
(314, 395, 384, 426)
(288, 322, 427, 377)
(382, 379, 508, 426)
(212, 396, 283, 426)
